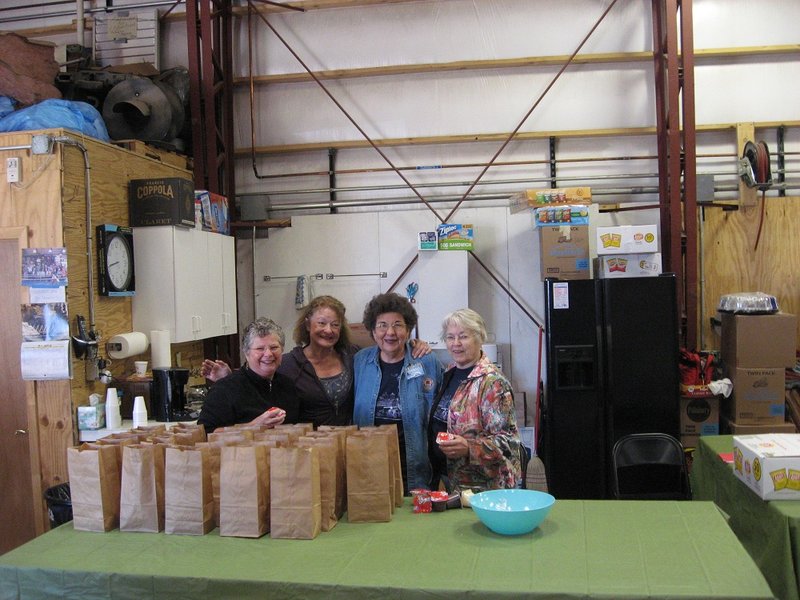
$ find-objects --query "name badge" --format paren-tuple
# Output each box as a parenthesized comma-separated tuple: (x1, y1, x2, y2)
(405, 362, 424, 379)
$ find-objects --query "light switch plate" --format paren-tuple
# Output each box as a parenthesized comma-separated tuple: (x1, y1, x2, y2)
(6, 157, 19, 183)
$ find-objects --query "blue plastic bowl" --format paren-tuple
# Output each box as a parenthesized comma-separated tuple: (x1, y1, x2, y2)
(470, 489, 555, 535)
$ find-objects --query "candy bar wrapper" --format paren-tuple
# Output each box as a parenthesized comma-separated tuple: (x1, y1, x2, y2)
(219, 444, 270, 538)
(67, 443, 121, 532)
(164, 445, 214, 535)
(120, 443, 165, 532)
(270, 446, 321, 540)
(297, 436, 339, 531)
(346, 433, 392, 523)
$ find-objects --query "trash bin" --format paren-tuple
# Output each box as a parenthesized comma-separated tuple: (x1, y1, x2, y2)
(44, 482, 72, 529)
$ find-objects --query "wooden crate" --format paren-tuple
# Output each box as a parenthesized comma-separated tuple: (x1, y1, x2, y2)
(113, 139, 192, 171)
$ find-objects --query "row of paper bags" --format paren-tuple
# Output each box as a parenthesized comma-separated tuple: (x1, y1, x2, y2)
(66, 422, 403, 539)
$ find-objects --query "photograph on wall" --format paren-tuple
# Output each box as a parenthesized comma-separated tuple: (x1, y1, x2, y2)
(21, 302, 70, 342)
(21, 247, 68, 288)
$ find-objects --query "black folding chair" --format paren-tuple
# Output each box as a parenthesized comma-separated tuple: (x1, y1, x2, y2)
(611, 433, 691, 500)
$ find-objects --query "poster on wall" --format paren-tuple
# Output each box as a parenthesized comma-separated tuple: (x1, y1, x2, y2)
(21, 302, 70, 342)
(20, 340, 71, 380)
(21, 247, 67, 288)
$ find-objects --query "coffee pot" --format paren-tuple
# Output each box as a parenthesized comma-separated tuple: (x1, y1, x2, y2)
(151, 367, 190, 421)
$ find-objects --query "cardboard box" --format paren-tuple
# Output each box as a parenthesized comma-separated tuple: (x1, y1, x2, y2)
(732, 434, 800, 499)
(418, 231, 438, 251)
(129, 177, 195, 228)
(594, 253, 662, 278)
(596, 225, 659, 255)
(680, 396, 720, 436)
(725, 367, 786, 424)
(508, 187, 592, 214)
(195, 190, 230, 235)
(721, 312, 797, 369)
(538, 225, 590, 281)
(722, 416, 797, 435)
(437, 223, 473, 251)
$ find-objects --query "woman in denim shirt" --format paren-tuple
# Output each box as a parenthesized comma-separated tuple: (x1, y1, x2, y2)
(353, 293, 444, 493)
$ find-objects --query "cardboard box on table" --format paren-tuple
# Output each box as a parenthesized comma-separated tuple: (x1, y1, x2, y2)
(732, 434, 800, 499)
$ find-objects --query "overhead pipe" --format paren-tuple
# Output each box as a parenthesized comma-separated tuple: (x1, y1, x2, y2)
(245, 178, 800, 213)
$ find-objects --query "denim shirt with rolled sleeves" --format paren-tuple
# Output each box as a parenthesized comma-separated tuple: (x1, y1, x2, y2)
(353, 343, 444, 491)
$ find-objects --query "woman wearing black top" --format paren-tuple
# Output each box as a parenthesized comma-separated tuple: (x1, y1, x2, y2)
(197, 318, 298, 433)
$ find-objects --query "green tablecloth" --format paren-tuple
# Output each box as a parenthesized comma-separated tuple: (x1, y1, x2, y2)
(692, 435, 800, 600)
(0, 499, 773, 600)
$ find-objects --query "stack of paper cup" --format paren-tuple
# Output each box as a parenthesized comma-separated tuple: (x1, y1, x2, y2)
(105, 387, 122, 430)
(132, 396, 148, 428)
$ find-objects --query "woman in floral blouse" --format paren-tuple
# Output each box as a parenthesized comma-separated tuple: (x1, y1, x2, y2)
(431, 308, 522, 491)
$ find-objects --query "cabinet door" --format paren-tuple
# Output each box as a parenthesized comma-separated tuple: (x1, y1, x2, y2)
(203, 232, 226, 338)
(132, 227, 178, 338)
(173, 228, 219, 341)
(220, 235, 237, 334)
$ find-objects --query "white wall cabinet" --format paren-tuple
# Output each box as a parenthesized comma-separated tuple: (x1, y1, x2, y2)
(133, 226, 237, 343)
(414, 251, 469, 348)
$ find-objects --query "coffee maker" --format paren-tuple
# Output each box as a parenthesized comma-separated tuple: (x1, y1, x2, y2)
(151, 367, 191, 421)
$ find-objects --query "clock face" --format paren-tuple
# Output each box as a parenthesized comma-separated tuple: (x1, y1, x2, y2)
(106, 233, 133, 291)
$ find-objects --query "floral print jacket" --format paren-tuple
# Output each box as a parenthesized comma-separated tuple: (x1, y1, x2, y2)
(447, 354, 522, 491)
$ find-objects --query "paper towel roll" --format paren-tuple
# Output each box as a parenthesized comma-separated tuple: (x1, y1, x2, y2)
(150, 330, 172, 368)
(106, 332, 149, 359)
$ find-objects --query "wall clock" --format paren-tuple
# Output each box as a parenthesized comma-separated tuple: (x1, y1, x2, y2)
(96, 224, 135, 296)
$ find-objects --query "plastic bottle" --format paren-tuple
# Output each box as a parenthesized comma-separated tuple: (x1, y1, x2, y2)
(105, 387, 122, 430)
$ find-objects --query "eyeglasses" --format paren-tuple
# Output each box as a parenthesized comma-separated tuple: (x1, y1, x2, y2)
(374, 321, 407, 333)
(444, 333, 473, 343)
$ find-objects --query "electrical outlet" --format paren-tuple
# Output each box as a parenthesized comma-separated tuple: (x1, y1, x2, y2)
(6, 157, 20, 183)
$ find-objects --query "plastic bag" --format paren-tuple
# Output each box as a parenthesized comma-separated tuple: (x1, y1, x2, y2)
(0, 98, 110, 142)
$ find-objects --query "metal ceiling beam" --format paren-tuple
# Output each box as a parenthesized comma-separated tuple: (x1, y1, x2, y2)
(186, 0, 235, 201)
(652, 0, 697, 349)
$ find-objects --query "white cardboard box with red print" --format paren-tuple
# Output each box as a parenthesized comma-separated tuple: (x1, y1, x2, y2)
(732, 434, 800, 499)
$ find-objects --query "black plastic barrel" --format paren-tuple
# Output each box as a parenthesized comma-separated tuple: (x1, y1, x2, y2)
(43, 482, 72, 529)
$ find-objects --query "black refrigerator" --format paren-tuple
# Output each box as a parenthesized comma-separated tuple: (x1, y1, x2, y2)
(541, 274, 680, 499)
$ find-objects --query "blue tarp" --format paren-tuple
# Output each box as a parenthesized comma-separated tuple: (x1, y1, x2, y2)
(0, 98, 110, 142)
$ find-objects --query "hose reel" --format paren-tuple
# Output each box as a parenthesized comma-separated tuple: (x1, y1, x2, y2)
(738, 140, 772, 191)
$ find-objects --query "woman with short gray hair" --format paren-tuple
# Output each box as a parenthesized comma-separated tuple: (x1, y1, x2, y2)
(198, 318, 298, 432)
(430, 308, 521, 491)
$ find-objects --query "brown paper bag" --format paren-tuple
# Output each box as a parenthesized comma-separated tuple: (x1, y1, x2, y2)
(378, 424, 404, 507)
(309, 429, 348, 517)
(171, 423, 207, 443)
(67, 443, 121, 532)
(164, 445, 214, 535)
(270, 446, 321, 539)
(120, 443, 165, 532)
(346, 433, 392, 522)
(131, 424, 167, 437)
(297, 437, 338, 531)
(195, 441, 224, 527)
(219, 444, 270, 538)
(208, 430, 252, 444)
